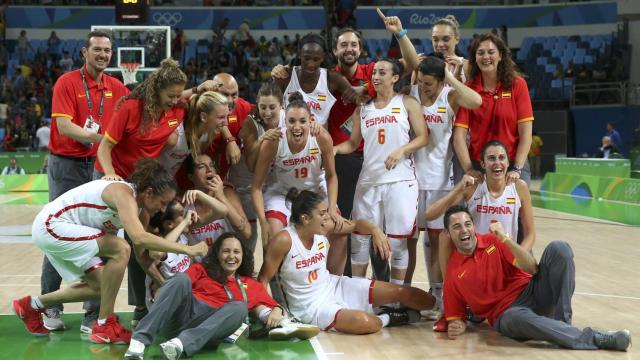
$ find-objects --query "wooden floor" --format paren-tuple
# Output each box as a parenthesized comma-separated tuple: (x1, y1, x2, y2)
(0, 195, 638, 359)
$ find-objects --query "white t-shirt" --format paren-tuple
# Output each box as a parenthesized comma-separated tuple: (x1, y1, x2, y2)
(36, 126, 51, 149)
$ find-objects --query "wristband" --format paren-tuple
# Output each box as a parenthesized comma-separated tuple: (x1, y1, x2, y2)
(395, 29, 408, 39)
(511, 165, 522, 174)
(225, 136, 237, 144)
(192, 86, 199, 95)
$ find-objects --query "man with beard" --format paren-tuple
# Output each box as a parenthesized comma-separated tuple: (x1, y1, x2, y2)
(43, 30, 129, 333)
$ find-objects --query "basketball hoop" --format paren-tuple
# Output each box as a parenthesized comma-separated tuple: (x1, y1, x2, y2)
(120, 63, 140, 86)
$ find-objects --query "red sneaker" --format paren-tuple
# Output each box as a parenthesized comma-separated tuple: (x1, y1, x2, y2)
(433, 314, 448, 332)
(89, 314, 132, 345)
(12, 296, 49, 336)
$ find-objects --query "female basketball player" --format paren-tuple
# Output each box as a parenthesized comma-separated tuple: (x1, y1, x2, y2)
(184, 153, 251, 247)
(157, 91, 230, 175)
(12, 159, 208, 344)
(404, 55, 482, 313)
(335, 58, 428, 286)
(126, 232, 320, 359)
(251, 93, 340, 248)
(259, 190, 436, 334)
(272, 33, 362, 127)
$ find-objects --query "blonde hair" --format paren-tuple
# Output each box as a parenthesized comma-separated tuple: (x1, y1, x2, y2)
(185, 91, 228, 159)
(125, 58, 187, 132)
(434, 15, 460, 38)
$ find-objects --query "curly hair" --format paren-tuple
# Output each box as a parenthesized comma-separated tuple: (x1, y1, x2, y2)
(124, 58, 187, 132)
(201, 232, 255, 284)
(185, 91, 228, 160)
(127, 158, 177, 196)
(467, 32, 520, 89)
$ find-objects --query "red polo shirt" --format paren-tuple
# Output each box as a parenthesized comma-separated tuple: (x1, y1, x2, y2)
(96, 99, 185, 178)
(185, 263, 278, 309)
(328, 62, 377, 152)
(206, 97, 254, 179)
(444, 233, 532, 326)
(454, 75, 533, 162)
(50, 65, 129, 158)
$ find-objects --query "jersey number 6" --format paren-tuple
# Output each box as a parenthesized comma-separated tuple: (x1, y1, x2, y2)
(378, 129, 385, 144)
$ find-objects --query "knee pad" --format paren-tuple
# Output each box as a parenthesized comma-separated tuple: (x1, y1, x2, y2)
(350, 234, 370, 265)
(389, 238, 408, 270)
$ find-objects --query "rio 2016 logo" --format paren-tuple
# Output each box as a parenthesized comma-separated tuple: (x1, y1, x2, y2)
(409, 13, 440, 26)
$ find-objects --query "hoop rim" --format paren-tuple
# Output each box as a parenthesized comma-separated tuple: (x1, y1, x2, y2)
(120, 63, 140, 71)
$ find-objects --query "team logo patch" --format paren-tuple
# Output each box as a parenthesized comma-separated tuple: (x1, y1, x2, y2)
(309, 148, 320, 155)
(457, 270, 466, 279)
(105, 91, 113, 98)
(391, 107, 401, 114)
(168, 119, 178, 127)
(501, 91, 512, 98)
(317, 242, 325, 250)
(506, 197, 516, 204)
(486, 244, 496, 255)
(228, 115, 237, 123)
(317, 94, 327, 101)
(437, 107, 447, 113)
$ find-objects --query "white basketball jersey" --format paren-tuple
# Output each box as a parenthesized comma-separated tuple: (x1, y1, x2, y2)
(358, 94, 415, 185)
(266, 133, 326, 195)
(227, 110, 286, 192)
(41, 180, 133, 237)
(283, 67, 337, 127)
(186, 217, 234, 247)
(277, 226, 332, 315)
(410, 85, 455, 190)
(157, 122, 208, 176)
(467, 182, 521, 240)
(157, 234, 192, 278)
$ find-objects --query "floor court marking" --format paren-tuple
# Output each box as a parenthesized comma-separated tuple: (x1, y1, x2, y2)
(309, 337, 329, 360)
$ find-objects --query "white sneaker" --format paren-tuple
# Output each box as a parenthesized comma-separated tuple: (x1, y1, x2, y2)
(42, 308, 66, 331)
(160, 338, 183, 360)
(124, 339, 145, 359)
(269, 319, 320, 340)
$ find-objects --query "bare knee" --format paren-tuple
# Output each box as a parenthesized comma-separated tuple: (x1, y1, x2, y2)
(114, 240, 131, 261)
(336, 312, 382, 335)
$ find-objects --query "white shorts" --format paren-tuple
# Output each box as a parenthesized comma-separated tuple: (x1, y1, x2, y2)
(351, 180, 418, 237)
(292, 275, 374, 331)
(263, 188, 291, 226)
(414, 189, 449, 235)
(32, 211, 103, 283)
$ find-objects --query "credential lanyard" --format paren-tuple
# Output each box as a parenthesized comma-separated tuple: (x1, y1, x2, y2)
(80, 67, 105, 123)
(223, 275, 250, 323)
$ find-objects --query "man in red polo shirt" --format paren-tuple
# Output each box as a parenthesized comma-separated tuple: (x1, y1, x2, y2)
(44, 30, 129, 333)
(442, 205, 630, 351)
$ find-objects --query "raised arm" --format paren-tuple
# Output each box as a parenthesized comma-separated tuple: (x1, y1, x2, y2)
(377, 7, 419, 75)
(446, 69, 482, 113)
(425, 174, 477, 221)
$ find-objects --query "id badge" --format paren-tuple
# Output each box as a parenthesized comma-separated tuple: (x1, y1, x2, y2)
(82, 116, 100, 147)
(83, 115, 100, 134)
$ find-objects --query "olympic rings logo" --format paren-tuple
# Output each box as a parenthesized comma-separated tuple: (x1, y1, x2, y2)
(152, 12, 183, 26)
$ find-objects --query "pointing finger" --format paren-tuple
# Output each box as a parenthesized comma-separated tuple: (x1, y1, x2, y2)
(376, 8, 386, 21)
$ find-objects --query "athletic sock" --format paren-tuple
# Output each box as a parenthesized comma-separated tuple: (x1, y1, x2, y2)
(377, 314, 390, 327)
(30, 296, 44, 310)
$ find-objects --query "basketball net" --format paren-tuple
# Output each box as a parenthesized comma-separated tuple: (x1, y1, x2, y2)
(120, 63, 140, 86)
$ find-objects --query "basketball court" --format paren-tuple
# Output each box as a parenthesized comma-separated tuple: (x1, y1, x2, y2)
(0, 183, 638, 359)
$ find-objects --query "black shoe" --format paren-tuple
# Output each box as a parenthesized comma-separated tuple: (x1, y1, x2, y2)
(465, 305, 485, 324)
(382, 309, 421, 327)
(593, 330, 631, 351)
(131, 307, 148, 329)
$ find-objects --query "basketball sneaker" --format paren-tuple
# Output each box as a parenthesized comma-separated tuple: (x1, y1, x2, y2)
(432, 314, 448, 332)
(269, 319, 320, 340)
(12, 296, 49, 336)
(42, 308, 66, 331)
(124, 339, 146, 359)
(81, 312, 98, 334)
(130, 307, 148, 329)
(160, 338, 184, 360)
(593, 329, 632, 351)
(383, 308, 421, 327)
(89, 314, 132, 345)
